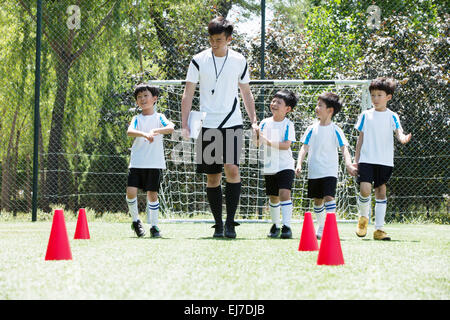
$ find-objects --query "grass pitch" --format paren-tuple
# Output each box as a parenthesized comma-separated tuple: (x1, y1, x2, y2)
(0, 219, 448, 300)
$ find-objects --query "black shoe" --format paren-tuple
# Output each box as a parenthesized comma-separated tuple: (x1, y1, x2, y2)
(212, 224, 224, 238)
(280, 225, 292, 239)
(150, 226, 161, 238)
(267, 224, 281, 238)
(224, 222, 240, 239)
(131, 219, 146, 237)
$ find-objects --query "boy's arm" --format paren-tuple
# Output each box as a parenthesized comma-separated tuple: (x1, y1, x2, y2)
(152, 123, 175, 135)
(259, 132, 292, 150)
(341, 145, 357, 176)
(127, 128, 154, 142)
(354, 131, 364, 166)
(395, 128, 412, 144)
(295, 144, 309, 177)
(239, 83, 258, 132)
(181, 81, 196, 139)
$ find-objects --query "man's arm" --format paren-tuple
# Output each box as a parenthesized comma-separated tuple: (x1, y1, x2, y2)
(181, 81, 196, 139)
(239, 82, 258, 130)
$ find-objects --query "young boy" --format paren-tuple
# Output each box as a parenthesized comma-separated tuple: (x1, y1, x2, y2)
(256, 90, 298, 239)
(181, 16, 257, 238)
(296, 92, 357, 239)
(126, 83, 175, 238)
(354, 77, 411, 240)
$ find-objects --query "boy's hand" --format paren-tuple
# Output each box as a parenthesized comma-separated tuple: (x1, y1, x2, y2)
(295, 165, 302, 177)
(400, 133, 412, 144)
(346, 163, 358, 176)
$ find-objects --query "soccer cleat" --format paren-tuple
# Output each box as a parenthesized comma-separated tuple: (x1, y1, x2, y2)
(131, 219, 146, 237)
(280, 225, 292, 239)
(356, 216, 369, 237)
(224, 222, 240, 239)
(373, 229, 391, 241)
(212, 224, 224, 238)
(150, 226, 161, 238)
(267, 224, 281, 238)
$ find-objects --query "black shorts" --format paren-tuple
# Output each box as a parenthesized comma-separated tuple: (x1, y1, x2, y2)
(264, 170, 295, 196)
(357, 163, 393, 188)
(127, 168, 162, 192)
(196, 125, 243, 174)
(307, 176, 337, 199)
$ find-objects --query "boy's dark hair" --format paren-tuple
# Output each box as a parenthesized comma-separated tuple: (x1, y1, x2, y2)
(369, 77, 397, 95)
(133, 83, 160, 100)
(208, 16, 233, 37)
(318, 92, 342, 117)
(273, 90, 298, 109)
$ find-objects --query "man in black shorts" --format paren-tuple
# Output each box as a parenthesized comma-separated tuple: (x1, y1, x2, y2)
(181, 17, 257, 238)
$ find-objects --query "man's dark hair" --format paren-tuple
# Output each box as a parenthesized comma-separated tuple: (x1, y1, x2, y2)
(133, 83, 160, 100)
(273, 90, 298, 109)
(208, 16, 233, 37)
(318, 92, 343, 117)
(369, 77, 397, 95)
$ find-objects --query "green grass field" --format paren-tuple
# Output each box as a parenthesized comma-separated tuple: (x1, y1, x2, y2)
(0, 218, 449, 300)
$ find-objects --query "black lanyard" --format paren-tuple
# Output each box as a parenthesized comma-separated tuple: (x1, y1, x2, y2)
(211, 49, 228, 95)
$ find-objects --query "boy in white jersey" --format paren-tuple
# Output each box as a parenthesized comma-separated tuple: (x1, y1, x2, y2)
(296, 92, 357, 239)
(354, 78, 411, 240)
(181, 17, 257, 239)
(126, 84, 175, 238)
(255, 90, 298, 239)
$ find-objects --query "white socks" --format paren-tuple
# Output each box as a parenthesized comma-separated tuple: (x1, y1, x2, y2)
(127, 196, 159, 227)
(280, 200, 293, 228)
(147, 200, 160, 227)
(269, 200, 292, 228)
(358, 194, 388, 230)
(375, 198, 387, 230)
(314, 204, 326, 236)
(269, 201, 281, 228)
(358, 194, 371, 218)
(126, 197, 139, 222)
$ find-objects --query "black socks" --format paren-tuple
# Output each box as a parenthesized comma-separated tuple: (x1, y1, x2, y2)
(207, 182, 242, 227)
(207, 186, 223, 227)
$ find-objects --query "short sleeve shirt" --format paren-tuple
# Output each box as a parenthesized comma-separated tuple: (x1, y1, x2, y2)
(259, 117, 296, 175)
(354, 108, 402, 167)
(301, 121, 348, 179)
(128, 112, 174, 169)
(185, 48, 250, 128)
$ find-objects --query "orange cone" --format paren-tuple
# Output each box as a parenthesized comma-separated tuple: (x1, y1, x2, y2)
(298, 212, 319, 251)
(45, 209, 72, 261)
(74, 208, 90, 239)
(317, 213, 344, 265)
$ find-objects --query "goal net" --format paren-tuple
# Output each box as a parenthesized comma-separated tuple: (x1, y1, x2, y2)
(151, 79, 372, 222)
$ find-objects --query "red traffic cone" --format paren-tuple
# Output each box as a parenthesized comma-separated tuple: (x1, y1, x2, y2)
(298, 212, 319, 251)
(45, 209, 72, 261)
(317, 213, 344, 265)
(74, 208, 90, 239)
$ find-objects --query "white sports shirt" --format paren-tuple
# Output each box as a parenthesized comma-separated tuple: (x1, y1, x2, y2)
(259, 117, 296, 175)
(185, 48, 250, 128)
(128, 112, 174, 169)
(301, 121, 349, 179)
(354, 108, 402, 167)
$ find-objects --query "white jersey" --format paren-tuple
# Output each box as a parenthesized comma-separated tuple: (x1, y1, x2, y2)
(354, 108, 402, 167)
(185, 48, 250, 128)
(259, 117, 296, 175)
(128, 112, 174, 169)
(301, 121, 348, 179)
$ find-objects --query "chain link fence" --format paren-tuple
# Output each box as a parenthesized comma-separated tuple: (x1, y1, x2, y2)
(0, 0, 448, 223)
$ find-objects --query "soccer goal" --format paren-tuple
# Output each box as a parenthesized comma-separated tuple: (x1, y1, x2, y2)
(149, 79, 372, 222)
